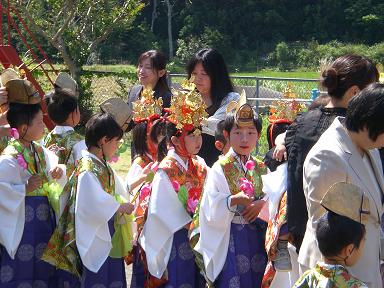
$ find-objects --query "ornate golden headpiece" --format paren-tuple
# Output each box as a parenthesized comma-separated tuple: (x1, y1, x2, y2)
(226, 90, 255, 127)
(168, 78, 208, 135)
(132, 88, 163, 122)
(269, 83, 306, 123)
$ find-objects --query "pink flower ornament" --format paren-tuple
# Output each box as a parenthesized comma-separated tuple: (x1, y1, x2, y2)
(10, 128, 19, 139)
(240, 177, 254, 198)
(139, 183, 152, 201)
(108, 155, 119, 163)
(172, 180, 180, 192)
(187, 198, 199, 214)
(17, 154, 28, 170)
(245, 160, 255, 171)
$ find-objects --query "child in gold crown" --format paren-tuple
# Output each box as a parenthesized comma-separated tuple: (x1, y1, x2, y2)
(139, 83, 208, 287)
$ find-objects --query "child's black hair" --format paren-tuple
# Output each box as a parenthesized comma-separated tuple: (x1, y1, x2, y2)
(132, 122, 149, 158)
(85, 113, 123, 149)
(157, 121, 178, 161)
(266, 121, 291, 150)
(45, 89, 78, 125)
(215, 120, 227, 145)
(345, 82, 384, 141)
(223, 113, 262, 135)
(149, 119, 166, 145)
(316, 210, 365, 259)
(7, 103, 42, 129)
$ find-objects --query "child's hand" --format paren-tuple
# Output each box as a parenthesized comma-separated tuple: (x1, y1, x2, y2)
(242, 200, 266, 222)
(273, 144, 287, 162)
(26, 175, 42, 193)
(118, 203, 134, 215)
(50, 166, 63, 180)
(230, 191, 253, 207)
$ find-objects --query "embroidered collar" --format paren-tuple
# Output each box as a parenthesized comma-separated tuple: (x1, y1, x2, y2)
(52, 125, 75, 135)
(228, 147, 251, 174)
(168, 148, 188, 171)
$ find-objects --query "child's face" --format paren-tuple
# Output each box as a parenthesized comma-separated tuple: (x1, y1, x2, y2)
(19, 109, 45, 142)
(229, 125, 258, 156)
(183, 132, 203, 155)
(101, 136, 121, 159)
(345, 236, 366, 266)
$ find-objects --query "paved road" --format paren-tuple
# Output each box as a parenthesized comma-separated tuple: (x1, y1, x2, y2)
(125, 264, 132, 287)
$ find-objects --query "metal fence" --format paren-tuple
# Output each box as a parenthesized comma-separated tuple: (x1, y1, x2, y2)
(37, 71, 320, 113)
(169, 73, 320, 114)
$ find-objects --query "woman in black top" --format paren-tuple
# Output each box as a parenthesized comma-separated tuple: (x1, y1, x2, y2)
(127, 50, 172, 111)
(284, 54, 379, 252)
(187, 48, 239, 166)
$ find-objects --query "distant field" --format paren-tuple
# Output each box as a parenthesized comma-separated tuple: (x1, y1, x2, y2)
(43, 64, 318, 79)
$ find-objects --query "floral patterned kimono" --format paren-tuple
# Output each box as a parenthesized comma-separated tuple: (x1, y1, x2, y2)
(0, 139, 63, 287)
(293, 262, 368, 288)
(139, 149, 207, 288)
(43, 125, 86, 177)
(125, 153, 153, 288)
(195, 148, 268, 288)
(42, 151, 133, 288)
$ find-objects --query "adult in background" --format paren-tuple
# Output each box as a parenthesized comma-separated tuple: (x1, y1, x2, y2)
(127, 50, 172, 159)
(127, 50, 172, 110)
(284, 55, 379, 252)
(187, 48, 239, 167)
(300, 82, 384, 287)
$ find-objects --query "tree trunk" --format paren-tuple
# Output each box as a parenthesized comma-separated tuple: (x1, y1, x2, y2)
(56, 36, 82, 84)
(165, 0, 173, 58)
(151, 0, 157, 32)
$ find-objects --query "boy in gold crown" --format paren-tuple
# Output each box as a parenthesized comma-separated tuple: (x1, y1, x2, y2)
(138, 82, 208, 287)
(195, 93, 268, 287)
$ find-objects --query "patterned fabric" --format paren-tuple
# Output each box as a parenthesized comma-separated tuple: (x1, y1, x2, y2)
(0, 197, 58, 288)
(150, 155, 207, 287)
(159, 156, 207, 217)
(128, 155, 154, 288)
(80, 218, 126, 288)
(215, 220, 268, 288)
(43, 130, 84, 177)
(41, 156, 115, 277)
(262, 192, 288, 288)
(293, 262, 368, 288)
(219, 152, 266, 200)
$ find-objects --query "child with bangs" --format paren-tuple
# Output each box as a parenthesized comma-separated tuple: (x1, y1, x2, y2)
(196, 95, 268, 288)
(42, 98, 135, 287)
(139, 86, 208, 287)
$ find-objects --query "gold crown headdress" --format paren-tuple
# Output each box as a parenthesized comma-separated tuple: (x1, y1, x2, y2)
(132, 88, 163, 123)
(269, 83, 306, 123)
(168, 78, 208, 135)
(226, 89, 256, 127)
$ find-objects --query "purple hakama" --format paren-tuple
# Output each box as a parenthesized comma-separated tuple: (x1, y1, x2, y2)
(0, 196, 57, 288)
(215, 219, 268, 288)
(162, 228, 205, 288)
(80, 217, 126, 288)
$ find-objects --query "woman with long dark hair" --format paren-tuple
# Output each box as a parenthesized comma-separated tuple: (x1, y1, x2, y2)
(187, 48, 239, 166)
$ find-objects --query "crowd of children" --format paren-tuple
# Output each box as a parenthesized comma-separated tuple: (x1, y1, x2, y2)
(1, 51, 384, 288)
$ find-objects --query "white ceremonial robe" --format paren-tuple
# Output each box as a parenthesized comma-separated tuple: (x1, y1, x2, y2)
(194, 149, 238, 282)
(139, 149, 192, 279)
(0, 145, 62, 258)
(75, 151, 128, 273)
